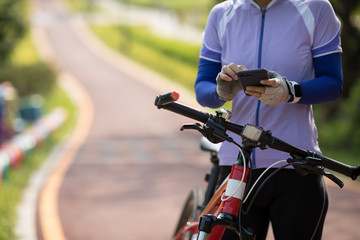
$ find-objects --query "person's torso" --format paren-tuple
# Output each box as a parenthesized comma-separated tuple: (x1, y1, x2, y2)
(212, 0, 321, 167)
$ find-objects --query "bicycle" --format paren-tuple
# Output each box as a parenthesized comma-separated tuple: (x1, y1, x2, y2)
(155, 91, 360, 240)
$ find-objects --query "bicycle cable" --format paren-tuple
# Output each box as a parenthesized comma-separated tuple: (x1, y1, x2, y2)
(243, 159, 288, 203)
(238, 159, 287, 239)
(217, 140, 250, 240)
(220, 141, 247, 202)
(242, 163, 293, 215)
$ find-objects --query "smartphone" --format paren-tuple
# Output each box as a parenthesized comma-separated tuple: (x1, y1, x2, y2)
(236, 68, 269, 96)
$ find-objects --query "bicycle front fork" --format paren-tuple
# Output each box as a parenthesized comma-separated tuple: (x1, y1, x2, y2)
(197, 213, 255, 240)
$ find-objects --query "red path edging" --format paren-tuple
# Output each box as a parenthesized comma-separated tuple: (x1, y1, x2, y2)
(0, 108, 67, 182)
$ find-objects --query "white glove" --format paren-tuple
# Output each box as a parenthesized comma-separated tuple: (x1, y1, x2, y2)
(259, 71, 291, 106)
(216, 63, 246, 101)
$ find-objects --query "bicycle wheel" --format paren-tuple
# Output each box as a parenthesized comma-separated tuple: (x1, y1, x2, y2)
(173, 188, 204, 240)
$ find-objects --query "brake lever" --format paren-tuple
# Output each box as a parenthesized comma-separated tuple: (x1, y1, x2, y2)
(180, 123, 202, 131)
(288, 158, 344, 188)
(180, 123, 230, 144)
(305, 156, 345, 188)
(323, 172, 344, 188)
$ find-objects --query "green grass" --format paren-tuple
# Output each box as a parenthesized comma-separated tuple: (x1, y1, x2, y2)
(115, 0, 211, 27)
(119, 0, 211, 16)
(92, 25, 201, 91)
(115, 0, 210, 10)
(65, 0, 98, 12)
(315, 80, 360, 167)
(66, 0, 212, 28)
(10, 32, 40, 65)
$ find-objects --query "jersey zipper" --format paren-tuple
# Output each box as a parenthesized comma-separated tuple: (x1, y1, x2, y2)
(252, 8, 266, 168)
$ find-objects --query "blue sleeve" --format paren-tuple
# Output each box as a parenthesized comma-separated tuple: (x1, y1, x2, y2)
(194, 58, 225, 108)
(298, 53, 343, 104)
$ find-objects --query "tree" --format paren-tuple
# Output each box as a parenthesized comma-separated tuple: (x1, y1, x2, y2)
(330, 1, 360, 99)
(0, 0, 26, 65)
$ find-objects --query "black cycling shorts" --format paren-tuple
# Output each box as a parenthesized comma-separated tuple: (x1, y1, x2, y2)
(218, 167, 328, 240)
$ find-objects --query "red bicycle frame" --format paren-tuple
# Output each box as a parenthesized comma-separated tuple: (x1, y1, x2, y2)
(174, 160, 251, 240)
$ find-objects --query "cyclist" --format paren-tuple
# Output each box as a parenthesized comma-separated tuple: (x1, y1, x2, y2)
(195, 0, 343, 239)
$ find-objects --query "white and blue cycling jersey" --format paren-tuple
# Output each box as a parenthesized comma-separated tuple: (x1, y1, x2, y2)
(195, 0, 343, 168)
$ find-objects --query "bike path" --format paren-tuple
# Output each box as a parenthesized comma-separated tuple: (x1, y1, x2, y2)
(28, 0, 360, 239)
(31, 0, 209, 239)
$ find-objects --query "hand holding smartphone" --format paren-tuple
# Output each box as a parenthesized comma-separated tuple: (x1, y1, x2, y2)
(236, 68, 269, 96)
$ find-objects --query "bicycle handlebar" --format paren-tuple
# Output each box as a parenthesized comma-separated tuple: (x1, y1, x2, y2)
(155, 91, 210, 123)
(155, 91, 360, 181)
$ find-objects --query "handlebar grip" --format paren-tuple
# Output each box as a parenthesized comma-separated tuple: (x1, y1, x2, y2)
(155, 92, 210, 123)
(155, 91, 180, 108)
(354, 166, 360, 180)
(318, 155, 358, 180)
(161, 102, 210, 123)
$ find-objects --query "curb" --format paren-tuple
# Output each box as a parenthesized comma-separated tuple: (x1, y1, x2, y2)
(14, 110, 69, 240)
(0, 108, 67, 181)
(16, 0, 94, 239)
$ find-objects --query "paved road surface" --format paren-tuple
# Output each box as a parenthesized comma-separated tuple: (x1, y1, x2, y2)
(28, 0, 360, 239)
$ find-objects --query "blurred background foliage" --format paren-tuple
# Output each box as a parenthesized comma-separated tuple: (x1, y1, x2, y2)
(0, 0, 57, 97)
(0, 0, 26, 64)
(0, 1, 75, 239)
(0, 63, 56, 96)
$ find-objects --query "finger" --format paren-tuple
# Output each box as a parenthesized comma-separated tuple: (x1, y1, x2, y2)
(238, 65, 247, 71)
(260, 78, 279, 86)
(219, 72, 233, 82)
(228, 63, 241, 78)
(223, 64, 239, 80)
(245, 90, 262, 98)
(246, 86, 266, 94)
